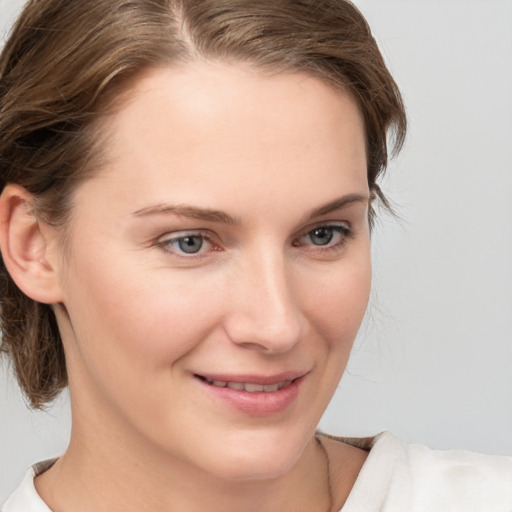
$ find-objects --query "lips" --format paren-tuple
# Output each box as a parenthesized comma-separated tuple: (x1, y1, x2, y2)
(194, 371, 306, 416)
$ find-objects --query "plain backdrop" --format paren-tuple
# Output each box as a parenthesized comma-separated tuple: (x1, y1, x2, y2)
(1, 0, 511, 503)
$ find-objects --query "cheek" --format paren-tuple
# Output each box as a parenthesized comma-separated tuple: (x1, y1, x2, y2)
(61, 253, 225, 379)
(301, 256, 372, 348)
(120, 270, 228, 361)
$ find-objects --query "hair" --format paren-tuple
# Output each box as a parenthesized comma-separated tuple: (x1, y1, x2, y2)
(0, 0, 406, 409)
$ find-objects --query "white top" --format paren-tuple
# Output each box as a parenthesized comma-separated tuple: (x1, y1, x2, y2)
(2, 432, 512, 511)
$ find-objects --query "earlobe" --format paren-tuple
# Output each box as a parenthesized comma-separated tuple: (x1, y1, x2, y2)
(0, 184, 64, 304)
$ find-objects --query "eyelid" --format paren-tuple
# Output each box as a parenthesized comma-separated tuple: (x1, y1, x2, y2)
(157, 229, 208, 243)
(295, 220, 351, 239)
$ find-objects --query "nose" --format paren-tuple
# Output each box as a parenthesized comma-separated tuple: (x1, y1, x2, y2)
(223, 249, 303, 354)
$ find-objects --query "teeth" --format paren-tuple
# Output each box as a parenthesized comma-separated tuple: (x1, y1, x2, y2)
(206, 378, 292, 392)
(244, 383, 265, 392)
(227, 382, 244, 390)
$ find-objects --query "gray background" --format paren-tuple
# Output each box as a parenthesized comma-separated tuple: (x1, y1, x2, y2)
(1, 0, 511, 502)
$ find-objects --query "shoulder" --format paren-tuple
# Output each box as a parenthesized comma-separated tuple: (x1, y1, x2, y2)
(403, 437, 512, 509)
(331, 432, 512, 512)
(1, 460, 55, 512)
(405, 437, 512, 488)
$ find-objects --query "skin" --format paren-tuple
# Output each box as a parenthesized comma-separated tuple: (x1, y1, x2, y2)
(2, 61, 371, 511)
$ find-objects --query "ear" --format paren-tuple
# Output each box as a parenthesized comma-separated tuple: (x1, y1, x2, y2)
(0, 184, 64, 304)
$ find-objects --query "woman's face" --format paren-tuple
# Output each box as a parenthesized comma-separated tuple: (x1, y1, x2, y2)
(54, 62, 371, 480)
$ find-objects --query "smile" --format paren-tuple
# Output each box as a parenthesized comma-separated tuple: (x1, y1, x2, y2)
(195, 372, 305, 416)
(202, 377, 293, 393)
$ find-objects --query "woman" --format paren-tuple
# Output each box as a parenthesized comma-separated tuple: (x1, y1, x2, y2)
(0, 1, 511, 511)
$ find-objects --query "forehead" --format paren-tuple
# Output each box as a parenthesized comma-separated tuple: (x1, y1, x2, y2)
(113, 62, 366, 145)
(80, 62, 368, 219)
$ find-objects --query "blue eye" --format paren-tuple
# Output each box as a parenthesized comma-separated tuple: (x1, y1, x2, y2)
(159, 233, 210, 255)
(297, 224, 351, 249)
(308, 227, 336, 246)
(174, 235, 204, 254)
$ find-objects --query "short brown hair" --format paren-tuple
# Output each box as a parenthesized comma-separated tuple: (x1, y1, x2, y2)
(0, 0, 406, 409)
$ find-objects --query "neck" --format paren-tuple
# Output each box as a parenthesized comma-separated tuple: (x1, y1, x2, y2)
(35, 408, 332, 512)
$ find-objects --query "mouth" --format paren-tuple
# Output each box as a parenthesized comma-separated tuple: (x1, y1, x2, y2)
(193, 371, 306, 415)
(195, 375, 294, 393)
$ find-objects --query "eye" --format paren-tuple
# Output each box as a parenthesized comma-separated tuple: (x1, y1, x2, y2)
(158, 232, 214, 256)
(294, 224, 352, 251)
(174, 235, 205, 254)
(308, 227, 336, 246)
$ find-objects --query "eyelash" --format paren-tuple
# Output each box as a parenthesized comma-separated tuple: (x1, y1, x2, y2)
(156, 223, 353, 259)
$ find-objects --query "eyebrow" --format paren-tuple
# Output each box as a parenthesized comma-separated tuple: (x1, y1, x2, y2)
(303, 193, 369, 221)
(132, 193, 369, 225)
(132, 203, 241, 225)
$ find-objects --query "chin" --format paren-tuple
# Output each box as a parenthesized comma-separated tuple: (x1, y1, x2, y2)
(196, 428, 311, 482)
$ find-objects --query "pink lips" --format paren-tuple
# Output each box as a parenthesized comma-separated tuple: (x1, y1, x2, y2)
(194, 371, 306, 416)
